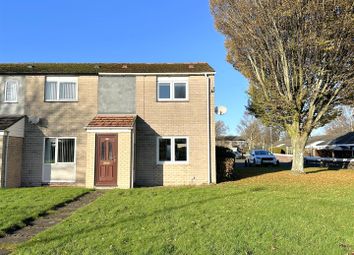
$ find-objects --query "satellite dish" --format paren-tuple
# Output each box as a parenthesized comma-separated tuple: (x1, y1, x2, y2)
(215, 106, 227, 115)
(28, 116, 40, 124)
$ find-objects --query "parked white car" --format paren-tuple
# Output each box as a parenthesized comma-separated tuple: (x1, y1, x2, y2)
(246, 150, 279, 166)
(232, 150, 243, 159)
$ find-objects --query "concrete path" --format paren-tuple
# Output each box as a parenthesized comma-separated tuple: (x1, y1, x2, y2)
(0, 190, 105, 255)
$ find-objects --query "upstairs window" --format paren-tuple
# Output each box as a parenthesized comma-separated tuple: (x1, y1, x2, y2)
(45, 77, 78, 101)
(4, 80, 18, 102)
(157, 77, 188, 101)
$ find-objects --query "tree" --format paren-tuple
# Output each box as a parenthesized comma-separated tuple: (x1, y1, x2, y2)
(325, 106, 354, 135)
(216, 120, 229, 137)
(237, 112, 282, 151)
(261, 126, 283, 151)
(211, 0, 354, 173)
(237, 113, 263, 151)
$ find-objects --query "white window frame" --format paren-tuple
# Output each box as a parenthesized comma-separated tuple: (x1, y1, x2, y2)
(4, 80, 18, 103)
(156, 136, 189, 164)
(43, 137, 77, 165)
(157, 77, 189, 101)
(45, 77, 78, 102)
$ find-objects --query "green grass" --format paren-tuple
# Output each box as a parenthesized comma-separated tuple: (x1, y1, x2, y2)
(15, 167, 354, 255)
(0, 187, 89, 236)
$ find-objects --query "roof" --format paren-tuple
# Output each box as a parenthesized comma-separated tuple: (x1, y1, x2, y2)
(216, 136, 246, 141)
(87, 115, 136, 129)
(320, 132, 354, 146)
(275, 132, 354, 148)
(0, 116, 24, 131)
(0, 63, 215, 75)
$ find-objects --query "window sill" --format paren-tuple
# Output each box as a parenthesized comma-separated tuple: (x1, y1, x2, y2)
(43, 180, 76, 183)
(3, 101, 18, 104)
(44, 100, 79, 103)
(157, 161, 189, 165)
(43, 162, 76, 165)
(157, 99, 189, 102)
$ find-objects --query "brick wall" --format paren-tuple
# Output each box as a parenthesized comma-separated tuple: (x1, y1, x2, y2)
(0, 136, 23, 188)
(0, 135, 3, 187)
(85, 132, 95, 188)
(135, 75, 216, 186)
(117, 132, 132, 189)
(22, 76, 98, 186)
(6, 137, 23, 187)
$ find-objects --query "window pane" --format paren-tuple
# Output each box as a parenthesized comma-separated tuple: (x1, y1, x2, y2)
(159, 138, 171, 161)
(108, 141, 113, 160)
(158, 83, 170, 99)
(45, 82, 57, 100)
(59, 82, 76, 100)
(175, 138, 187, 161)
(58, 139, 75, 162)
(174, 83, 186, 99)
(44, 138, 56, 163)
(101, 142, 106, 160)
(5, 81, 18, 102)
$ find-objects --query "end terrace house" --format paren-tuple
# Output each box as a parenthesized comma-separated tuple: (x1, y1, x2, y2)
(0, 63, 216, 188)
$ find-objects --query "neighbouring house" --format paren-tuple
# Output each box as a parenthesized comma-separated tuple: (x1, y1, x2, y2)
(306, 132, 354, 159)
(216, 136, 247, 152)
(275, 132, 354, 158)
(0, 63, 216, 188)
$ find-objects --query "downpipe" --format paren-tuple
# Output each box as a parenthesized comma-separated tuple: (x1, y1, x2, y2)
(205, 74, 212, 184)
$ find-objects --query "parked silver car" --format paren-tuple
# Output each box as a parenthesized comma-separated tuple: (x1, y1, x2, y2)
(246, 150, 279, 166)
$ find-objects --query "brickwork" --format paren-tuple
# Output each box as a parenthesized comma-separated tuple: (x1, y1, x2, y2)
(0, 135, 3, 187)
(22, 76, 98, 186)
(6, 137, 23, 187)
(117, 132, 132, 189)
(85, 132, 96, 188)
(135, 75, 216, 186)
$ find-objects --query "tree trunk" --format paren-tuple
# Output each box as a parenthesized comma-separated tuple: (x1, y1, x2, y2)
(290, 135, 308, 174)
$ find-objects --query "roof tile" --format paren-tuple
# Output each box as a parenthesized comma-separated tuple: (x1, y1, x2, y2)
(0, 116, 24, 130)
(87, 115, 136, 128)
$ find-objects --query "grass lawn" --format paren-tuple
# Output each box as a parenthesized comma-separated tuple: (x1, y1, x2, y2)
(15, 166, 354, 255)
(0, 187, 89, 236)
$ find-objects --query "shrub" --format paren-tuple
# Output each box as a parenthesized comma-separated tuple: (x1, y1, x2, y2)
(216, 146, 236, 182)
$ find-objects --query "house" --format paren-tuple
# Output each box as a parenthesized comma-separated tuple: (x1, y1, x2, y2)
(305, 132, 354, 159)
(0, 63, 216, 188)
(216, 136, 247, 152)
(275, 132, 354, 158)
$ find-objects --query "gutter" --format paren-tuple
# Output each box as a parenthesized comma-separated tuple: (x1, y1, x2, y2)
(98, 72, 216, 76)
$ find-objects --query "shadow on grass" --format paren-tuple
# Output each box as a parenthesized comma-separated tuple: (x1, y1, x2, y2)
(233, 161, 292, 181)
(19, 190, 247, 248)
(305, 169, 332, 174)
(233, 161, 351, 179)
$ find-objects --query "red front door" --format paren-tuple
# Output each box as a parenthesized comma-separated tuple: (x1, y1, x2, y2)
(95, 134, 117, 186)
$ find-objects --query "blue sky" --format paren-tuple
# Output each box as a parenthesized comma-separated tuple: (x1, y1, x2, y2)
(0, 0, 248, 134)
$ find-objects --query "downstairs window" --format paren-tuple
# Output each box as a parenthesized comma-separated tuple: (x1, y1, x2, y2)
(44, 138, 76, 164)
(157, 137, 188, 164)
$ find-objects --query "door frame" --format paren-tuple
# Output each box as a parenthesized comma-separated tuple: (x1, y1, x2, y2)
(95, 133, 118, 186)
